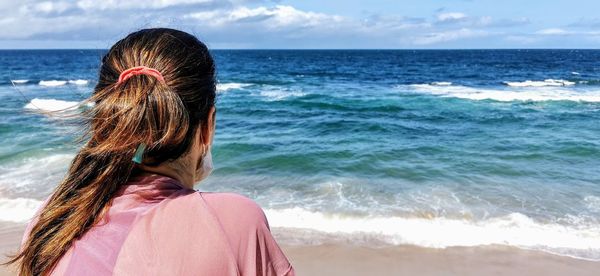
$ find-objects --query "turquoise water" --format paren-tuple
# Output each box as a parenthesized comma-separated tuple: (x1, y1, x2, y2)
(0, 50, 599, 259)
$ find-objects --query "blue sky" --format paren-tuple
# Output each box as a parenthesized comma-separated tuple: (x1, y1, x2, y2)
(1, 0, 599, 49)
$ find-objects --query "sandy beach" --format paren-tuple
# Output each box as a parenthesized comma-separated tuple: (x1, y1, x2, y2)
(285, 244, 600, 276)
(1, 224, 598, 276)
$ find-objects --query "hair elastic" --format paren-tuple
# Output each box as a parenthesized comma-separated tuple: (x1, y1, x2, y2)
(118, 66, 165, 83)
(132, 143, 146, 164)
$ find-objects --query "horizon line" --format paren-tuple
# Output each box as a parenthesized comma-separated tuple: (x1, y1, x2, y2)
(1, 48, 600, 51)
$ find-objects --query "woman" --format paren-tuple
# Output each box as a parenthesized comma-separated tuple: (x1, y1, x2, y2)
(7, 28, 294, 276)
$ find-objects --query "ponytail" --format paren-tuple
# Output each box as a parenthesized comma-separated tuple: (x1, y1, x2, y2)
(5, 28, 216, 275)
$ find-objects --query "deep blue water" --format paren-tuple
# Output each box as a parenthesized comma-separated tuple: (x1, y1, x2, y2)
(0, 50, 599, 259)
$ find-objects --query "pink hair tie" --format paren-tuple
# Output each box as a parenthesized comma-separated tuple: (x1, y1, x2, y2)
(117, 66, 165, 84)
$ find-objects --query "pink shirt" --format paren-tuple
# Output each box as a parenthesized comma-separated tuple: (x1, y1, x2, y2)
(23, 174, 294, 275)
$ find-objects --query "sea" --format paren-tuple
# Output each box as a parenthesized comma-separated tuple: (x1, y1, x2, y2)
(0, 49, 599, 261)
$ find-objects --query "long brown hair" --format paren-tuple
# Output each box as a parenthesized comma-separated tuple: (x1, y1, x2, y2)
(5, 28, 216, 275)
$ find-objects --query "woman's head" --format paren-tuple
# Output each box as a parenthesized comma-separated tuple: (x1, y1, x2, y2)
(7, 28, 216, 275)
(92, 27, 216, 166)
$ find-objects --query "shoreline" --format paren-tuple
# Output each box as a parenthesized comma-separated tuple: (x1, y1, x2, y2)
(1, 223, 599, 275)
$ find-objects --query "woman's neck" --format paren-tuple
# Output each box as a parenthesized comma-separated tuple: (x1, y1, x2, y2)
(138, 157, 195, 189)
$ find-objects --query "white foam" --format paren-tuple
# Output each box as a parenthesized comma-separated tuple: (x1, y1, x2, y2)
(404, 84, 600, 102)
(39, 80, 67, 87)
(217, 82, 252, 92)
(431, 81, 452, 86)
(11, 79, 29, 84)
(259, 88, 306, 101)
(503, 79, 576, 87)
(1, 194, 598, 260)
(68, 79, 88, 85)
(24, 98, 83, 112)
(572, 72, 580, 75)
(265, 208, 600, 260)
(0, 198, 42, 223)
(0, 153, 73, 193)
(0, 154, 71, 221)
(584, 196, 600, 212)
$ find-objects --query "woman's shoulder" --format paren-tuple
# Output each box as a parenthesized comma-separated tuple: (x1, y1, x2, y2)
(134, 191, 293, 275)
(197, 192, 269, 228)
(199, 192, 262, 209)
(195, 192, 294, 275)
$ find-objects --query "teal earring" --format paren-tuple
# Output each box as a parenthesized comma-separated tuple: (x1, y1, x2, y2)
(132, 143, 146, 164)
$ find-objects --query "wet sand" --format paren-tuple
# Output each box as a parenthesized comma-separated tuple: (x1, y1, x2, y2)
(0, 223, 24, 276)
(1, 224, 599, 275)
(284, 244, 600, 276)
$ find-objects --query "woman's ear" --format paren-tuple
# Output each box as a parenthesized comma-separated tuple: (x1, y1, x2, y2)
(200, 106, 216, 146)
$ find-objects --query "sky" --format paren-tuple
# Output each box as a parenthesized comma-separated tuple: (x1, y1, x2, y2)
(1, 0, 600, 49)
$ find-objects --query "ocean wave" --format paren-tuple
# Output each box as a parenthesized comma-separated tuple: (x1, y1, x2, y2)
(265, 207, 600, 261)
(258, 87, 306, 101)
(38, 79, 89, 87)
(217, 82, 252, 92)
(1, 190, 598, 260)
(430, 81, 452, 86)
(24, 98, 83, 112)
(0, 153, 73, 197)
(503, 79, 576, 87)
(39, 80, 67, 87)
(403, 84, 600, 102)
(11, 79, 29, 84)
(0, 198, 42, 223)
(67, 79, 89, 85)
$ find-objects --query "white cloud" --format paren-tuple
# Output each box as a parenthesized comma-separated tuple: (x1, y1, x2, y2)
(536, 28, 568, 35)
(17, 1, 76, 16)
(76, 0, 214, 11)
(186, 5, 344, 29)
(184, 10, 220, 21)
(0, 1, 572, 48)
(415, 28, 487, 45)
(477, 16, 493, 26)
(32, 1, 73, 14)
(433, 12, 529, 30)
(505, 35, 539, 44)
(436, 12, 467, 22)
